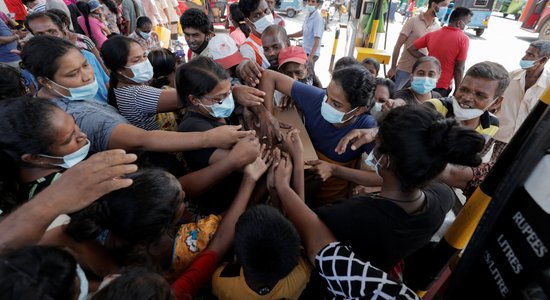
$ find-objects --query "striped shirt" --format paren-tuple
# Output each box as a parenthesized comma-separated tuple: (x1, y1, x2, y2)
(113, 85, 162, 130)
(29, 3, 47, 13)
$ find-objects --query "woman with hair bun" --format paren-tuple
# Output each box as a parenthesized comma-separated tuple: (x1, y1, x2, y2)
(314, 104, 485, 272)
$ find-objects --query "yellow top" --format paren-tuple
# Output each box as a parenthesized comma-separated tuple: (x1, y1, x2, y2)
(212, 257, 312, 300)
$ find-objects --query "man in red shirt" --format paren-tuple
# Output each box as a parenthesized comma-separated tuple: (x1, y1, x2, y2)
(408, 7, 472, 96)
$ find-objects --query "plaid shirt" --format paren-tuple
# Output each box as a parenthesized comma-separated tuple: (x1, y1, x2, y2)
(315, 242, 419, 300)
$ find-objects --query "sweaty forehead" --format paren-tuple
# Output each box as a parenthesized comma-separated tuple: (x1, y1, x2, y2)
(253, 0, 269, 14)
(461, 76, 498, 97)
(262, 33, 285, 46)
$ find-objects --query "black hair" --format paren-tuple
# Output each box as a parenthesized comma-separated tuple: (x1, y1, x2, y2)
(76, 1, 95, 44)
(229, 3, 250, 37)
(136, 16, 152, 30)
(100, 35, 137, 107)
(102, 0, 119, 15)
(411, 56, 441, 74)
(148, 48, 177, 88)
(179, 8, 213, 33)
(175, 56, 230, 107)
(333, 56, 361, 72)
(0, 246, 77, 300)
(449, 7, 473, 23)
(22, 0, 34, 5)
(375, 78, 395, 99)
(0, 64, 26, 100)
(332, 65, 375, 109)
(0, 96, 61, 162)
(92, 268, 174, 300)
(378, 105, 485, 192)
(464, 61, 510, 98)
(21, 35, 79, 81)
(238, 0, 262, 18)
(46, 9, 71, 29)
(234, 205, 301, 287)
(24, 11, 65, 34)
(65, 168, 182, 252)
(362, 57, 380, 75)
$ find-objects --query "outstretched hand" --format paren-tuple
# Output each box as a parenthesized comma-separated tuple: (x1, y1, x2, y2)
(47, 149, 138, 214)
(233, 85, 265, 107)
(207, 125, 256, 149)
(244, 143, 273, 182)
(335, 128, 378, 154)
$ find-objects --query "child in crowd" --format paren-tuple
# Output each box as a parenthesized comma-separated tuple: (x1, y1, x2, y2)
(128, 16, 160, 54)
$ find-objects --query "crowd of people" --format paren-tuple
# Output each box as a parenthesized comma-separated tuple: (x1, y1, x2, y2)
(1, 0, 549, 298)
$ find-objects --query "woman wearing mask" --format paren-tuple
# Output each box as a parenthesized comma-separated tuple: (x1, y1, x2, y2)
(177, 56, 262, 215)
(393, 56, 442, 105)
(313, 105, 485, 272)
(102, 36, 263, 131)
(20, 36, 252, 156)
(0, 97, 90, 211)
(370, 78, 395, 120)
(259, 65, 377, 205)
(76, 0, 110, 49)
(101, 35, 182, 130)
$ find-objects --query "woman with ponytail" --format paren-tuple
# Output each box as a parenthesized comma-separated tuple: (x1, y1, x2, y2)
(314, 104, 485, 272)
(229, 3, 250, 46)
(76, 0, 110, 49)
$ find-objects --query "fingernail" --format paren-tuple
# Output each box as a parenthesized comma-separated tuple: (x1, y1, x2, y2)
(351, 146, 357, 150)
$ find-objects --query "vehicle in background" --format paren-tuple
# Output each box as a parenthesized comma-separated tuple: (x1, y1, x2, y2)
(443, 0, 495, 36)
(494, 0, 526, 20)
(520, 0, 550, 40)
(274, 0, 303, 17)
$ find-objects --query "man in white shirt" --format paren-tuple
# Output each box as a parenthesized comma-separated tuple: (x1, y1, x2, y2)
(289, 0, 324, 65)
(494, 40, 550, 144)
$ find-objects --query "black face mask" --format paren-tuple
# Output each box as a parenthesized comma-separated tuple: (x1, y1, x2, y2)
(193, 38, 209, 54)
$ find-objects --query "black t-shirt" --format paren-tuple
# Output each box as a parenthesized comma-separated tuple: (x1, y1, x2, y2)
(393, 88, 442, 105)
(314, 182, 454, 272)
(178, 111, 242, 215)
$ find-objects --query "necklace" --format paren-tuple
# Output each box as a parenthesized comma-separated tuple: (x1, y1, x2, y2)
(372, 191, 424, 203)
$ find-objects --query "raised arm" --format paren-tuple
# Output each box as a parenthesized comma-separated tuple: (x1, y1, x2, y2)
(257, 69, 297, 113)
(107, 123, 255, 151)
(171, 150, 271, 299)
(157, 88, 183, 113)
(179, 137, 260, 198)
(306, 160, 383, 187)
(274, 154, 336, 263)
(0, 150, 137, 254)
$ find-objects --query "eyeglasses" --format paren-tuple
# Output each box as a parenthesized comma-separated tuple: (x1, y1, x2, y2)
(201, 90, 232, 105)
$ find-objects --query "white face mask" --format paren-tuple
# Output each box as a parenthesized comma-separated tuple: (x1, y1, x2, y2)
(370, 102, 383, 119)
(320, 95, 359, 124)
(75, 264, 89, 300)
(123, 59, 154, 83)
(253, 14, 274, 34)
(364, 150, 383, 177)
(39, 139, 91, 169)
(452, 97, 495, 121)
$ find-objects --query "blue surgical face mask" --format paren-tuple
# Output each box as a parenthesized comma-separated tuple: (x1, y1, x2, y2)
(39, 139, 91, 169)
(139, 31, 150, 40)
(253, 14, 274, 34)
(306, 5, 316, 13)
(435, 5, 447, 19)
(364, 150, 383, 177)
(410, 76, 437, 95)
(123, 59, 154, 83)
(49, 79, 99, 101)
(201, 92, 235, 118)
(320, 95, 358, 124)
(520, 59, 537, 69)
(75, 264, 89, 300)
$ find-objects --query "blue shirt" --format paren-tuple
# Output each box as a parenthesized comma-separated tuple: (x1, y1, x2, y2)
(0, 19, 19, 63)
(302, 10, 324, 57)
(81, 50, 109, 103)
(291, 81, 377, 163)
